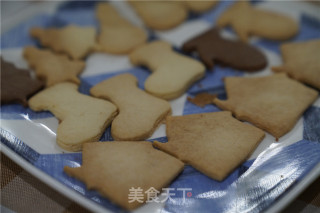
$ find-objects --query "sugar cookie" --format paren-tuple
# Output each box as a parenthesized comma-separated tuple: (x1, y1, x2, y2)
(153, 112, 265, 181)
(91, 73, 171, 140)
(64, 141, 184, 210)
(29, 83, 117, 151)
(130, 41, 205, 100)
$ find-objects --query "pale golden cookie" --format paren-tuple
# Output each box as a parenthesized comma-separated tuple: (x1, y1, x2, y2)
(96, 3, 147, 54)
(272, 39, 320, 90)
(153, 112, 265, 181)
(28, 83, 117, 151)
(129, 1, 188, 30)
(64, 141, 184, 210)
(130, 41, 205, 100)
(185, 0, 219, 13)
(217, 1, 299, 42)
(30, 25, 96, 59)
(213, 74, 318, 138)
(90, 73, 171, 141)
(23, 46, 85, 87)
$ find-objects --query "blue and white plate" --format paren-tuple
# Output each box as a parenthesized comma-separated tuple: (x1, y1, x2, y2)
(1, 1, 320, 212)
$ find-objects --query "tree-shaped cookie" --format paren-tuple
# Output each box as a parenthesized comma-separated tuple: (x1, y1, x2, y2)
(213, 74, 318, 139)
(28, 83, 117, 151)
(91, 74, 171, 141)
(130, 41, 205, 100)
(217, 1, 299, 42)
(30, 25, 96, 60)
(272, 39, 320, 90)
(182, 28, 267, 71)
(64, 142, 184, 210)
(23, 46, 85, 87)
(153, 112, 265, 181)
(1, 58, 44, 106)
(96, 3, 147, 54)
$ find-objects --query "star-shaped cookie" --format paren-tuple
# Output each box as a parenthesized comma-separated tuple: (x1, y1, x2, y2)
(23, 46, 85, 87)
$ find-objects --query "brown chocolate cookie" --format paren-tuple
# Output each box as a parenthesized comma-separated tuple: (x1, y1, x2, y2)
(1, 58, 44, 106)
(182, 28, 267, 71)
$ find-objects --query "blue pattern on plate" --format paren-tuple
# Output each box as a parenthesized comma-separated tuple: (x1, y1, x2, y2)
(51, 10, 99, 28)
(56, 0, 99, 11)
(99, 126, 114, 142)
(164, 139, 320, 213)
(254, 14, 320, 54)
(188, 66, 243, 94)
(0, 104, 53, 120)
(0, 128, 40, 164)
(1, 14, 52, 49)
(303, 106, 320, 143)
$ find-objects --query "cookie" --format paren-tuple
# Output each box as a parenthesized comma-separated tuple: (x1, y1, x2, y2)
(90, 74, 171, 141)
(129, 1, 188, 30)
(213, 74, 318, 139)
(23, 46, 85, 87)
(182, 28, 267, 71)
(96, 3, 147, 54)
(153, 112, 265, 181)
(30, 25, 96, 60)
(1, 58, 44, 106)
(28, 83, 117, 151)
(272, 39, 320, 90)
(217, 1, 299, 42)
(64, 141, 184, 210)
(130, 41, 205, 100)
(187, 92, 217, 108)
(185, 0, 219, 13)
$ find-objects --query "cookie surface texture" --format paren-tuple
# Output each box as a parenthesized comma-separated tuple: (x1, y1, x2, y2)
(182, 28, 267, 71)
(129, 1, 188, 30)
(64, 141, 184, 210)
(23, 46, 85, 87)
(130, 41, 205, 100)
(28, 83, 118, 151)
(213, 74, 318, 138)
(153, 112, 265, 181)
(96, 3, 147, 54)
(90, 73, 171, 140)
(185, 0, 219, 13)
(272, 39, 320, 90)
(1, 58, 44, 106)
(30, 25, 96, 59)
(217, 1, 299, 42)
